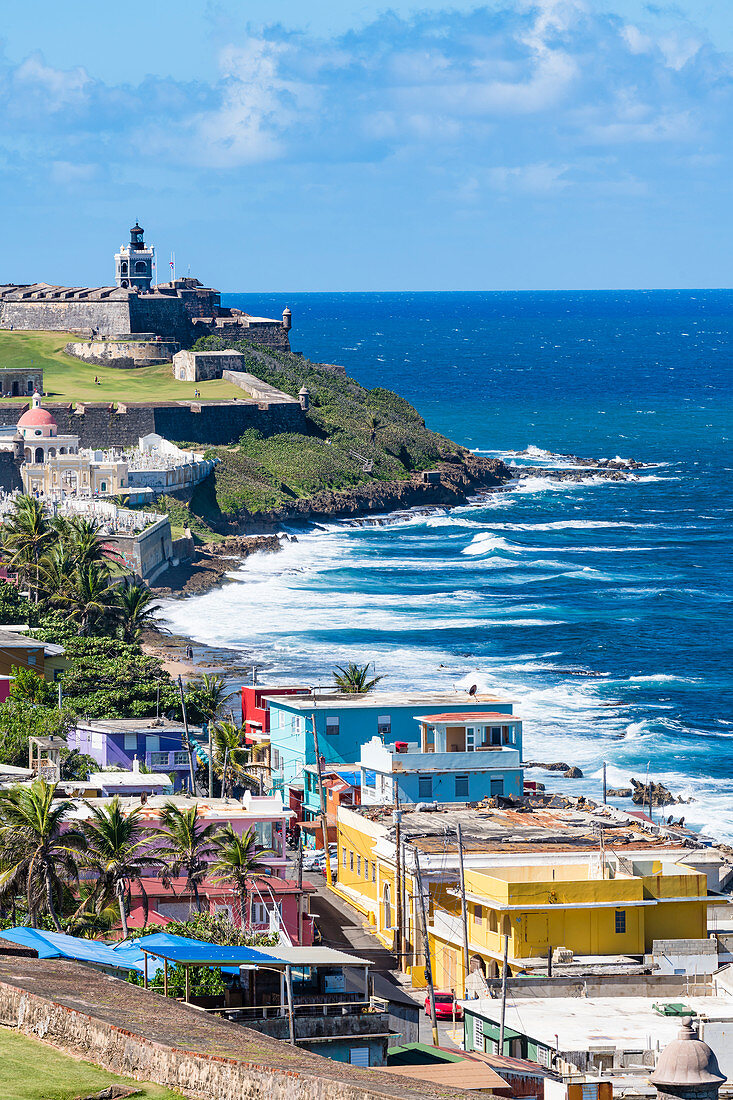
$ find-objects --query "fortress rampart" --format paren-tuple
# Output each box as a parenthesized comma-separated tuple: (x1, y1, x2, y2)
(0, 397, 305, 448)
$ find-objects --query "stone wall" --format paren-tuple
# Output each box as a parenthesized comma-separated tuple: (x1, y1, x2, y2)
(65, 339, 179, 370)
(0, 399, 305, 448)
(0, 368, 43, 398)
(0, 450, 23, 492)
(0, 957, 436, 1100)
(0, 298, 133, 335)
(173, 350, 249, 382)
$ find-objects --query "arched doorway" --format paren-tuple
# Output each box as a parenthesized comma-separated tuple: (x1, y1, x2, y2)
(26, 379, 34, 394)
(11, 381, 19, 396)
(34, 447, 44, 463)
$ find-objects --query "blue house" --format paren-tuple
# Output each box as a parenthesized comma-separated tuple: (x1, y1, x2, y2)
(264, 690, 516, 787)
(68, 718, 205, 792)
(359, 711, 524, 806)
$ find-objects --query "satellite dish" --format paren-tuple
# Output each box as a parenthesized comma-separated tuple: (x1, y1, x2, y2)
(468, 684, 478, 696)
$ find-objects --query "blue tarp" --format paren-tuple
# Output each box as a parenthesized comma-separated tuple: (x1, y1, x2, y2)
(0, 927, 147, 973)
(126, 932, 281, 968)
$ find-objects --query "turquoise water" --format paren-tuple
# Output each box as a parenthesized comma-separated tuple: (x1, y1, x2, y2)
(166, 291, 733, 838)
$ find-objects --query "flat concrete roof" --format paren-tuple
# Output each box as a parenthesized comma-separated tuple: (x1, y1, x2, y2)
(263, 691, 511, 711)
(415, 712, 521, 723)
(461, 996, 733, 1052)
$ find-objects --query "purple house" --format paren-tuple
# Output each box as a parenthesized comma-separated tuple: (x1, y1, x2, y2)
(68, 718, 204, 792)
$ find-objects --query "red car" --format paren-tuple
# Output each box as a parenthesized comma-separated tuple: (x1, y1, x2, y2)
(424, 991, 462, 1020)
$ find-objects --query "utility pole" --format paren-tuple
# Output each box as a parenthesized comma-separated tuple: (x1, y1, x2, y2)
(602, 761, 607, 804)
(311, 714, 332, 886)
(207, 720, 214, 798)
(177, 675, 196, 794)
(284, 964, 296, 1045)
(456, 822, 470, 999)
(414, 849, 439, 1046)
(296, 831, 304, 944)
(57, 681, 62, 712)
(394, 786, 403, 967)
(498, 933, 509, 1055)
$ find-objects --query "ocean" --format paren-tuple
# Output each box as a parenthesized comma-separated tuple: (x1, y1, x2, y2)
(164, 291, 733, 839)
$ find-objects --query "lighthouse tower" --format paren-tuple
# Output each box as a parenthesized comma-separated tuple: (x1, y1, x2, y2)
(115, 223, 154, 292)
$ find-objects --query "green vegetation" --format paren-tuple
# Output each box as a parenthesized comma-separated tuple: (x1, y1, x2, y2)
(0, 329, 243, 403)
(182, 335, 465, 521)
(332, 662, 384, 694)
(0, 1025, 185, 1099)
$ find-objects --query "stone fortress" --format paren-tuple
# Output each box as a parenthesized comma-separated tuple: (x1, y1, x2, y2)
(0, 222, 293, 354)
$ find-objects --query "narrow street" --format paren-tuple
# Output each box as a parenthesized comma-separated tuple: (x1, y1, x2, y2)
(300, 866, 464, 1051)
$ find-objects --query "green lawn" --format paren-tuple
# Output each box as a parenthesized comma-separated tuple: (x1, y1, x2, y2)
(0, 1026, 185, 1099)
(0, 330, 246, 404)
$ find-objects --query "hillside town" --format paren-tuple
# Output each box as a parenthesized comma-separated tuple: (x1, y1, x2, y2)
(0, 232, 726, 1100)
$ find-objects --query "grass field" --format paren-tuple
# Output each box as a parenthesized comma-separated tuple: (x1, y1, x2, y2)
(0, 330, 245, 404)
(0, 1025, 185, 1099)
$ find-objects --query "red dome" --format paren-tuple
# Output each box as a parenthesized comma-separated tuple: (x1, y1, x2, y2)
(17, 406, 57, 428)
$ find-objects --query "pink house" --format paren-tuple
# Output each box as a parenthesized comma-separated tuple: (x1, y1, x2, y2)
(121, 875, 315, 945)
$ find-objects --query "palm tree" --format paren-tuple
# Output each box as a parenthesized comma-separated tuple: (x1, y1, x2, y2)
(366, 415, 386, 445)
(332, 662, 383, 694)
(116, 580, 161, 643)
(0, 779, 85, 930)
(211, 720, 253, 797)
(36, 542, 77, 607)
(70, 562, 117, 636)
(186, 674, 231, 725)
(59, 515, 118, 570)
(1, 495, 56, 601)
(80, 796, 161, 937)
(156, 802, 218, 912)
(209, 825, 274, 927)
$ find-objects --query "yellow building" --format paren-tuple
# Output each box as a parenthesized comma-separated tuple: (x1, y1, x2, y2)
(431, 860, 708, 993)
(334, 805, 713, 996)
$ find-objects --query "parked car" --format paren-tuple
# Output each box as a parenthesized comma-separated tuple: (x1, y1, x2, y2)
(424, 991, 462, 1020)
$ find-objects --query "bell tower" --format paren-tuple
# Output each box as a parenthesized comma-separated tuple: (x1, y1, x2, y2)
(115, 222, 154, 292)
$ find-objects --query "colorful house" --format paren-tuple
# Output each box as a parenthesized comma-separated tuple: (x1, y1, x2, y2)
(333, 804, 715, 994)
(430, 859, 710, 992)
(0, 626, 67, 698)
(359, 711, 524, 806)
(262, 689, 515, 786)
(122, 875, 316, 944)
(67, 718, 203, 792)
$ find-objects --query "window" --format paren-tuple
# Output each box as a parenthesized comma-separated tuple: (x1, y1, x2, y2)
(100, 481, 107, 493)
(474, 904, 483, 926)
(455, 774, 469, 798)
(349, 1047, 370, 1067)
(27, 652, 36, 665)
(490, 726, 502, 746)
(350, 851, 354, 872)
(357, 855, 361, 877)
(418, 775, 433, 799)
(342, 848, 347, 867)
(615, 910, 626, 934)
(465, 727, 476, 751)
(489, 910, 498, 933)
(145, 735, 160, 753)
(124, 733, 137, 751)
(377, 714, 391, 738)
(326, 717, 340, 735)
(473, 1016, 484, 1049)
(371, 862, 376, 882)
(490, 778, 504, 798)
(363, 770, 376, 788)
(173, 751, 189, 766)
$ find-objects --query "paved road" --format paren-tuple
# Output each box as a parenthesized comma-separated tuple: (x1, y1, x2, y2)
(298, 865, 463, 1052)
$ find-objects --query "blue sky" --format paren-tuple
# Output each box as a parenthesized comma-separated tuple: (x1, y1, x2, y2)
(1, 0, 731, 290)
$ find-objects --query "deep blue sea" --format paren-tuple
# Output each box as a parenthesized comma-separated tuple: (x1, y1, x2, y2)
(166, 291, 733, 839)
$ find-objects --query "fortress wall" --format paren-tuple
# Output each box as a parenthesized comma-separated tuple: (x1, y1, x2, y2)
(0, 299, 132, 335)
(212, 321, 291, 352)
(129, 295, 193, 344)
(65, 340, 179, 370)
(0, 400, 305, 448)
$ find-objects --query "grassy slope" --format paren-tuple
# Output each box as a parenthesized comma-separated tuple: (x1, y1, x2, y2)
(183, 336, 468, 525)
(0, 1025, 184, 1100)
(0, 330, 244, 403)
